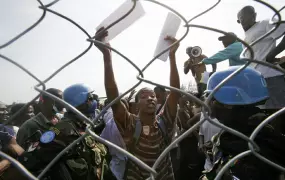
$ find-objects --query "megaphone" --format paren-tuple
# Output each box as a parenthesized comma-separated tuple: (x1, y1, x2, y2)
(191, 46, 202, 58)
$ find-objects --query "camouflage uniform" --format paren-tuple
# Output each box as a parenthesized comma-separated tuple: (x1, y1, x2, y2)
(17, 112, 109, 180)
(17, 113, 54, 148)
(53, 113, 109, 180)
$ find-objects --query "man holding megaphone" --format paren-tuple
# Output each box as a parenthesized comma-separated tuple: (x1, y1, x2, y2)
(184, 46, 216, 97)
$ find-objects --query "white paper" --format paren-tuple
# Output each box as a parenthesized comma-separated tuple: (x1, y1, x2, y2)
(154, 12, 181, 62)
(96, 0, 145, 42)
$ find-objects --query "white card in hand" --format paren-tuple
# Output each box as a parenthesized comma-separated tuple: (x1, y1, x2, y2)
(96, 0, 145, 42)
(154, 12, 181, 62)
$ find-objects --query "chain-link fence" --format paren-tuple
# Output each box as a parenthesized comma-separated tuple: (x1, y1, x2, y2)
(1, 0, 285, 179)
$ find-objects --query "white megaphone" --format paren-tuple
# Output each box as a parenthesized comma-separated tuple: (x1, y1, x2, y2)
(191, 46, 202, 58)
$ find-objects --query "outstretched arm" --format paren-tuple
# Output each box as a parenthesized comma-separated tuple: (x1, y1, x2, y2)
(164, 36, 181, 118)
(202, 43, 241, 64)
(94, 28, 128, 126)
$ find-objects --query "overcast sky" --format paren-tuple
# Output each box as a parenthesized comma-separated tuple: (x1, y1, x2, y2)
(0, 0, 285, 104)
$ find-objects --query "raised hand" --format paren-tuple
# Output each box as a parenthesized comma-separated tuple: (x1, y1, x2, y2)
(164, 35, 180, 55)
(94, 27, 110, 54)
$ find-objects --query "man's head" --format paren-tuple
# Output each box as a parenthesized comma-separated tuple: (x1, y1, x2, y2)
(135, 87, 157, 115)
(237, 6, 256, 31)
(8, 103, 35, 126)
(40, 88, 63, 119)
(154, 86, 167, 105)
(0, 103, 8, 122)
(63, 84, 97, 117)
(218, 32, 238, 47)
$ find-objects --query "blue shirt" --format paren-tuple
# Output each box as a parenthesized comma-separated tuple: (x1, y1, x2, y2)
(100, 108, 127, 180)
(100, 109, 126, 160)
(0, 125, 14, 148)
(202, 42, 245, 66)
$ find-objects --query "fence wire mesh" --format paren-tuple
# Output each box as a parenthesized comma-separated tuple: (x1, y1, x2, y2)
(1, 0, 285, 179)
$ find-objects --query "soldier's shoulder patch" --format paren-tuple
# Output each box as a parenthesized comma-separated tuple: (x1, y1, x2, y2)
(49, 127, 60, 135)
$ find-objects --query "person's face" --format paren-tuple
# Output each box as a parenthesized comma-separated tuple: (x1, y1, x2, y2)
(237, 11, 256, 31)
(138, 88, 157, 114)
(209, 99, 233, 123)
(0, 108, 7, 121)
(43, 91, 64, 116)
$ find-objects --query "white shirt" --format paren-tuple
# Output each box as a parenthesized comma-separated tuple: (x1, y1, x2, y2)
(199, 113, 221, 142)
(243, 19, 285, 78)
(199, 113, 222, 171)
(102, 107, 114, 124)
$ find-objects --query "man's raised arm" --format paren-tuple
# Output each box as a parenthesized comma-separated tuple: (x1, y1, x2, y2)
(164, 36, 181, 118)
(94, 28, 128, 124)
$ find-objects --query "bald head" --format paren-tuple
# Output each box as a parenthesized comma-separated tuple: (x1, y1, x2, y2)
(237, 6, 256, 31)
(238, 6, 255, 17)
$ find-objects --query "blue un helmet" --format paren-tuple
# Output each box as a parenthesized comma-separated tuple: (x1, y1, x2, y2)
(63, 84, 94, 107)
(206, 66, 269, 105)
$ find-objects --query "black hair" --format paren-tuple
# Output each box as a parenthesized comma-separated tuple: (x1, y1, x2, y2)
(41, 88, 62, 101)
(10, 103, 27, 115)
(154, 86, 166, 93)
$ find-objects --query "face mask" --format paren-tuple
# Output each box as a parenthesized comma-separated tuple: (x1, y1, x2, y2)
(87, 100, 97, 114)
(56, 113, 64, 120)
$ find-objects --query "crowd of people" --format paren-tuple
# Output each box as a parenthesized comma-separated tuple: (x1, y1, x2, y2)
(0, 5, 285, 180)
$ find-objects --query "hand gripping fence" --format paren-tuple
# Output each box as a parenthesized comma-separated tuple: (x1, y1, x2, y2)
(1, 0, 285, 179)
